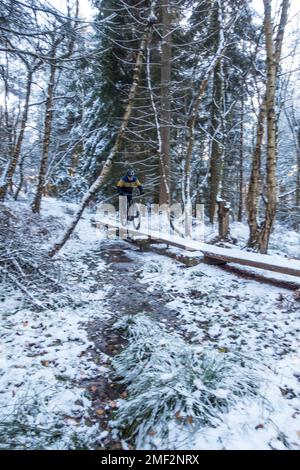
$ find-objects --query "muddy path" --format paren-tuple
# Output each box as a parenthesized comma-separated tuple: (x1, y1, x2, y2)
(67, 234, 300, 450)
(78, 239, 179, 449)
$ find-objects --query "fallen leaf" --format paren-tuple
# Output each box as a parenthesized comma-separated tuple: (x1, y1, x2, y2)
(90, 385, 97, 393)
(279, 386, 296, 399)
(41, 360, 50, 367)
(95, 409, 105, 416)
(255, 423, 264, 430)
(148, 430, 156, 436)
(120, 391, 128, 398)
(187, 416, 193, 425)
(297, 431, 300, 439)
(218, 347, 229, 353)
(279, 386, 288, 396)
(190, 290, 203, 299)
(63, 416, 80, 426)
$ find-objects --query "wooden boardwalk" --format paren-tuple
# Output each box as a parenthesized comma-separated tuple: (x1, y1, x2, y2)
(99, 217, 300, 278)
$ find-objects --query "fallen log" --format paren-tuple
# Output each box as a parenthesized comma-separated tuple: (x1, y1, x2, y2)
(99, 217, 300, 278)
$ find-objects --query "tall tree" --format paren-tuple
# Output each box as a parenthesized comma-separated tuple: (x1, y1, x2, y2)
(247, 0, 290, 252)
(159, 0, 171, 204)
(32, 1, 80, 213)
(48, 11, 156, 257)
(31, 35, 61, 213)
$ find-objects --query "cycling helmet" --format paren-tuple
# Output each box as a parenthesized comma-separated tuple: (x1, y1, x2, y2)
(126, 168, 135, 177)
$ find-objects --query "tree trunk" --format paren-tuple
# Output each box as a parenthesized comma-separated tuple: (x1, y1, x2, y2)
(296, 127, 300, 212)
(209, 58, 223, 223)
(0, 56, 14, 193)
(246, 0, 289, 252)
(237, 98, 244, 222)
(246, 98, 266, 247)
(184, 0, 225, 206)
(257, 0, 277, 253)
(48, 23, 153, 257)
(31, 52, 57, 213)
(218, 200, 230, 240)
(159, 0, 171, 205)
(0, 69, 33, 200)
(14, 153, 26, 200)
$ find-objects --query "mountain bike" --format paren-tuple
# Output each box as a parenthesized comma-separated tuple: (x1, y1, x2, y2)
(119, 193, 142, 231)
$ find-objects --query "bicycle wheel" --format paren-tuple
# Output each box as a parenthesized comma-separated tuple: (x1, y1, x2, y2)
(129, 202, 141, 230)
(133, 206, 141, 230)
(169, 210, 184, 238)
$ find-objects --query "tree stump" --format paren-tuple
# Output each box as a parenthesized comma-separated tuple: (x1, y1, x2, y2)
(217, 200, 230, 240)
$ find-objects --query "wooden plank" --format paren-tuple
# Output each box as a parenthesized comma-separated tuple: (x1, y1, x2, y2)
(200, 249, 300, 277)
(99, 218, 300, 278)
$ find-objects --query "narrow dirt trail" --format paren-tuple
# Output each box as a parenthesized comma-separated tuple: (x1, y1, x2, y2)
(67, 233, 299, 450)
(77, 239, 180, 449)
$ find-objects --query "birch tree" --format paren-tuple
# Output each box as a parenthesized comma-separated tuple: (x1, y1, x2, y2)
(246, 0, 290, 253)
(48, 13, 155, 257)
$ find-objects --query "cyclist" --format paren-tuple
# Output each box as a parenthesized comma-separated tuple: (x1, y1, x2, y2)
(117, 168, 144, 203)
(117, 168, 144, 223)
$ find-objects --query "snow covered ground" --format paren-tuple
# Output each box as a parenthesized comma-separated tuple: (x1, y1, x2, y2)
(229, 221, 300, 260)
(0, 198, 110, 449)
(1, 197, 300, 450)
(122, 253, 300, 449)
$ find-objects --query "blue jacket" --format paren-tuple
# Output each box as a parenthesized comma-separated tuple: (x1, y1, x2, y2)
(117, 175, 143, 195)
